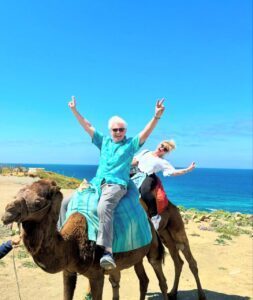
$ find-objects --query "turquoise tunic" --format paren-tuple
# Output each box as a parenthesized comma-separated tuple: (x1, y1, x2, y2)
(64, 130, 152, 253)
(91, 130, 142, 187)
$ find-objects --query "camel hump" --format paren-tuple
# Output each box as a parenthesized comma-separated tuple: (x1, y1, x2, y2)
(65, 181, 152, 253)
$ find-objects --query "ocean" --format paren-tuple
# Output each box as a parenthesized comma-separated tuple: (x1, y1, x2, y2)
(1, 163, 252, 214)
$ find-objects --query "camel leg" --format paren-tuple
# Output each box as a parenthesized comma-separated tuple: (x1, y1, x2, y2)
(159, 229, 184, 300)
(181, 242, 206, 300)
(63, 271, 77, 300)
(149, 259, 168, 300)
(147, 227, 168, 299)
(134, 260, 149, 300)
(89, 275, 104, 300)
(109, 270, 121, 300)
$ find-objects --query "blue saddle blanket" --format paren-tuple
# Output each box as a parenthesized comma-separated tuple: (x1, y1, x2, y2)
(65, 180, 152, 253)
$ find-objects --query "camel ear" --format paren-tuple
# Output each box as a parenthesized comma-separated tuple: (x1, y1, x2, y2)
(47, 180, 60, 191)
(50, 180, 57, 187)
(50, 184, 61, 195)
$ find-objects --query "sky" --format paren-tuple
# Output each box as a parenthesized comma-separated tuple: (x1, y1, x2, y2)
(0, 0, 252, 169)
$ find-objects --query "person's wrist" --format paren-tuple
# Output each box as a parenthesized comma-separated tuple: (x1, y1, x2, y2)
(154, 115, 161, 120)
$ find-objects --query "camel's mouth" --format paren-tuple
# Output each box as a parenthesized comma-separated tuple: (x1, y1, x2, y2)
(1, 209, 18, 225)
(1, 200, 51, 225)
(1, 201, 22, 225)
(1, 179, 62, 225)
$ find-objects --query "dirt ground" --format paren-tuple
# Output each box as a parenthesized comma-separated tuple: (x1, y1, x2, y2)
(0, 175, 252, 300)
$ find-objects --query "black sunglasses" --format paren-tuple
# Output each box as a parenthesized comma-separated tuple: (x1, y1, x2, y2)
(112, 128, 125, 133)
(160, 143, 169, 152)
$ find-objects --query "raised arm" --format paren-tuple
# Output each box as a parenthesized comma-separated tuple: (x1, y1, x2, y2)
(139, 99, 165, 145)
(172, 162, 196, 176)
(68, 96, 95, 138)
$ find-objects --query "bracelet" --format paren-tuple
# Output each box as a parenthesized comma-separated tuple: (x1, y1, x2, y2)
(154, 116, 161, 120)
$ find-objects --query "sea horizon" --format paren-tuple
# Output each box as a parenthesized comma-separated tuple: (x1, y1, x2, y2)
(1, 162, 252, 171)
(1, 162, 252, 215)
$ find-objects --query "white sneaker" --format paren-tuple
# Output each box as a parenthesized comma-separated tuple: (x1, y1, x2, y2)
(151, 214, 161, 230)
(100, 253, 116, 270)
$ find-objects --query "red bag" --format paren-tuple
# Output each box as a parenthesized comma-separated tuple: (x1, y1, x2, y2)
(154, 177, 169, 214)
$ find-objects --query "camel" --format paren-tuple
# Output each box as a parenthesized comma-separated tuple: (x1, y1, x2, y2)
(140, 180, 207, 300)
(1, 179, 169, 300)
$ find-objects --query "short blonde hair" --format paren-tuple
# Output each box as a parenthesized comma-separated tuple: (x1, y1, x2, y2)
(108, 116, 128, 129)
(161, 140, 176, 152)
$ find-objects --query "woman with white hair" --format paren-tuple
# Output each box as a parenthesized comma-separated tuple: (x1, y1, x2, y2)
(132, 140, 195, 230)
(68, 96, 165, 270)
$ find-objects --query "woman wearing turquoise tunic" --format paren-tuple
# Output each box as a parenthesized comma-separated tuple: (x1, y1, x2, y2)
(68, 96, 165, 270)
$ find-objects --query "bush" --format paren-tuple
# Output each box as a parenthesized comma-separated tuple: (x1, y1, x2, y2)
(36, 170, 82, 189)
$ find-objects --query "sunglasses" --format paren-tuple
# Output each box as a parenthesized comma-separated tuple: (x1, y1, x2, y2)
(112, 128, 125, 133)
(160, 143, 169, 152)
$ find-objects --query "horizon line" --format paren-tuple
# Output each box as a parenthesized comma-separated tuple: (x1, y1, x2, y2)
(0, 162, 252, 171)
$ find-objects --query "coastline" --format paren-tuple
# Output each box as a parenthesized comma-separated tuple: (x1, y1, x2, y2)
(0, 175, 252, 299)
(1, 161, 253, 170)
(1, 165, 253, 215)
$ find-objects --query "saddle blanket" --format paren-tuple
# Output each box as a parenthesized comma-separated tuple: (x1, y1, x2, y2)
(65, 180, 152, 253)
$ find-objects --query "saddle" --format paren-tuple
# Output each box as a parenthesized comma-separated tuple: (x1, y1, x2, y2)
(65, 180, 152, 253)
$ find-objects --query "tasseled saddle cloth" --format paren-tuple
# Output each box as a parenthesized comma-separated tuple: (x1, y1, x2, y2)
(65, 180, 152, 253)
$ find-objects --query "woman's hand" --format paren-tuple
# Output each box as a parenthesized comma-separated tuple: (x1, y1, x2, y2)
(187, 162, 196, 172)
(68, 96, 76, 109)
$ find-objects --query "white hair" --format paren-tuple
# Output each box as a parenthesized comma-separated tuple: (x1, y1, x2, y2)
(108, 116, 128, 129)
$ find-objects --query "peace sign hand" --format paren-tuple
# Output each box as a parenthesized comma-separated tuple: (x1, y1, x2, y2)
(155, 98, 165, 118)
(68, 96, 76, 109)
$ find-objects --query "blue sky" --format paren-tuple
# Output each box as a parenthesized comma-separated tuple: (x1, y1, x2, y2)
(0, 0, 252, 168)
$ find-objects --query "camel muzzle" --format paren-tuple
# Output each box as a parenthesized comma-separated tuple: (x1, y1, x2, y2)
(1, 200, 22, 225)
(1, 197, 51, 225)
(1, 211, 19, 225)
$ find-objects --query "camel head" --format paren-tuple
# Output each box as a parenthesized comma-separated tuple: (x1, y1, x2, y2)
(1, 179, 62, 225)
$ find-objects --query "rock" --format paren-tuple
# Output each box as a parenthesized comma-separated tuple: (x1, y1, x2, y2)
(235, 216, 242, 222)
(234, 212, 242, 217)
(183, 218, 189, 224)
(248, 215, 253, 222)
(199, 215, 211, 222)
(192, 214, 198, 220)
(199, 225, 213, 231)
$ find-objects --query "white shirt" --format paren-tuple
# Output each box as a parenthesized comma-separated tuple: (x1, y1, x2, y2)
(134, 150, 175, 176)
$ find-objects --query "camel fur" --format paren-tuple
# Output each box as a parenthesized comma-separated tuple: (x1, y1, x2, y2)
(1, 179, 168, 300)
(140, 190, 207, 300)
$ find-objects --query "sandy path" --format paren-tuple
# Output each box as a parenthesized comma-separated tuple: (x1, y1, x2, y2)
(0, 176, 252, 300)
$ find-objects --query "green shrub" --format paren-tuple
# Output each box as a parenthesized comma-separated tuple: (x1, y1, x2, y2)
(215, 223, 250, 236)
(36, 170, 82, 189)
(21, 261, 38, 268)
(215, 238, 227, 245)
(0, 261, 6, 267)
(218, 234, 232, 240)
(178, 205, 186, 212)
(17, 250, 29, 259)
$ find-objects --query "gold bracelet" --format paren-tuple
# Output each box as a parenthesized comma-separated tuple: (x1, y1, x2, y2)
(154, 116, 160, 120)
